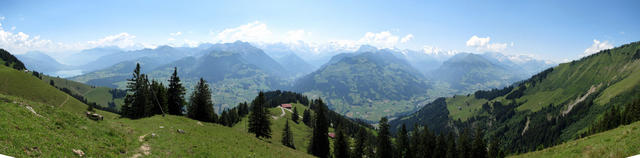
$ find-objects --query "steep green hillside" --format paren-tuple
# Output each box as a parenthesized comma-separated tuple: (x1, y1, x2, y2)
(0, 94, 312, 157)
(42, 75, 125, 110)
(512, 121, 640, 158)
(391, 41, 640, 153)
(0, 64, 88, 114)
(294, 51, 431, 120)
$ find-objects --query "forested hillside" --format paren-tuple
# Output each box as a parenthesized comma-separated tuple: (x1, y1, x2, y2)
(391, 41, 640, 154)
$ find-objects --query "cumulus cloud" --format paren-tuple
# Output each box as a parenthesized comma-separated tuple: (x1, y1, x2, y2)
(466, 35, 508, 52)
(284, 29, 312, 43)
(0, 18, 149, 54)
(582, 39, 613, 56)
(212, 21, 273, 43)
(400, 34, 413, 43)
(86, 32, 137, 48)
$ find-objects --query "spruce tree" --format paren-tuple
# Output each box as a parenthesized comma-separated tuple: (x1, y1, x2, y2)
(309, 99, 330, 158)
(302, 109, 312, 126)
(123, 63, 150, 119)
(446, 132, 457, 158)
(376, 117, 393, 158)
(421, 125, 435, 158)
(410, 124, 422, 158)
(433, 133, 447, 158)
(292, 106, 299, 123)
(148, 80, 168, 116)
(353, 127, 367, 158)
(167, 67, 186, 115)
(220, 110, 229, 126)
(249, 91, 271, 138)
(396, 124, 411, 158)
(472, 128, 487, 158)
(282, 120, 296, 149)
(488, 137, 503, 158)
(458, 128, 472, 158)
(333, 125, 350, 158)
(187, 78, 217, 123)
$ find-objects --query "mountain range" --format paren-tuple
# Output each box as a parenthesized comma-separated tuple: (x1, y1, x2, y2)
(15, 42, 555, 121)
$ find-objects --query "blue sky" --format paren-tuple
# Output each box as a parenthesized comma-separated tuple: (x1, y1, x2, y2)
(0, 0, 638, 61)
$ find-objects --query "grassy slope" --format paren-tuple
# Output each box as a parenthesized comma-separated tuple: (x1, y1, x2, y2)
(0, 66, 87, 114)
(42, 75, 124, 109)
(0, 64, 313, 157)
(440, 43, 640, 120)
(0, 94, 312, 157)
(511, 121, 640, 158)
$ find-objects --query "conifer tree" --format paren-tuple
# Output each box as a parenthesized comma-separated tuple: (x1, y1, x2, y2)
(220, 110, 229, 126)
(167, 67, 186, 115)
(433, 133, 447, 158)
(302, 109, 312, 126)
(458, 128, 472, 158)
(187, 78, 217, 123)
(123, 63, 151, 119)
(446, 132, 458, 158)
(396, 124, 411, 158)
(333, 125, 350, 158)
(353, 127, 367, 158)
(421, 125, 435, 158)
(292, 106, 299, 123)
(249, 91, 271, 138)
(488, 137, 504, 158)
(282, 120, 296, 149)
(376, 117, 393, 158)
(309, 99, 330, 158)
(410, 124, 422, 158)
(472, 128, 487, 158)
(148, 80, 168, 116)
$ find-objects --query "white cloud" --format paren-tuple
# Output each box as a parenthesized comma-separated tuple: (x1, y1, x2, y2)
(212, 21, 273, 43)
(421, 45, 459, 56)
(167, 37, 175, 41)
(0, 16, 4, 21)
(466, 35, 508, 52)
(582, 39, 613, 56)
(86, 32, 137, 48)
(400, 34, 413, 43)
(358, 31, 400, 48)
(169, 32, 182, 36)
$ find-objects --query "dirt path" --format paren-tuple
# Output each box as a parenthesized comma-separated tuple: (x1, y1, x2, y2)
(58, 95, 69, 107)
(131, 134, 151, 158)
(271, 106, 287, 120)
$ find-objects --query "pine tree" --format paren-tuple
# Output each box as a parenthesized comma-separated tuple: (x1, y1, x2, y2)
(249, 91, 271, 138)
(396, 124, 411, 158)
(334, 125, 350, 158)
(458, 128, 472, 158)
(282, 120, 296, 149)
(309, 99, 330, 158)
(353, 127, 367, 158)
(376, 117, 393, 158)
(187, 78, 217, 123)
(446, 132, 458, 158)
(220, 110, 229, 126)
(167, 67, 186, 115)
(123, 63, 151, 119)
(472, 128, 487, 158)
(148, 80, 168, 116)
(302, 109, 312, 126)
(421, 125, 435, 158)
(433, 133, 447, 158)
(410, 124, 423, 158)
(488, 137, 503, 158)
(292, 106, 299, 123)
